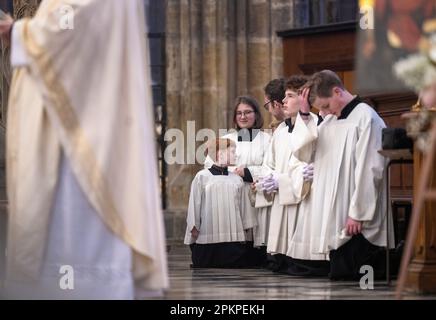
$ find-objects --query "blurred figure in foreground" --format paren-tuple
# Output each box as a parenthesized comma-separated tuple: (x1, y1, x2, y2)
(0, 0, 168, 299)
(395, 32, 436, 152)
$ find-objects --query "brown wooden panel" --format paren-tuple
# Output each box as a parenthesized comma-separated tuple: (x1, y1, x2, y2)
(343, 71, 355, 94)
(283, 31, 355, 76)
(283, 38, 304, 76)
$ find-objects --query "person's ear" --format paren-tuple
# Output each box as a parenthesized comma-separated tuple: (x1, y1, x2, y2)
(333, 87, 342, 97)
(274, 101, 284, 109)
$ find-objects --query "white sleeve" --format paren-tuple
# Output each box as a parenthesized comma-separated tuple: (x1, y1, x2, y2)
(186, 175, 203, 232)
(292, 113, 318, 157)
(247, 132, 271, 180)
(254, 134, 275, 208)
(348, 117, 386, 222)
(277, 155, 310, 205)
(10, 20, 29, 67)
(261, 134, 276, 174)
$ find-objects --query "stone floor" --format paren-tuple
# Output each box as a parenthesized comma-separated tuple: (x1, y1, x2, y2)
(156, 245, 436, 300)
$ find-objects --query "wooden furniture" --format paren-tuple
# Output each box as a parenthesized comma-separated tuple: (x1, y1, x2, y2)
(396, 120, 436, 297)
(378, 149, 413, 284)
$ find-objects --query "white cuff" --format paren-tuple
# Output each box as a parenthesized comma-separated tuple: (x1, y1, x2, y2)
(10, 20, 29, 67)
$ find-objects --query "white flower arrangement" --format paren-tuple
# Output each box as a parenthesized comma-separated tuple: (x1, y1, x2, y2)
(393, 33, 436, 153)
(394, 34, 436, 92)
(394, 54, 436, 91)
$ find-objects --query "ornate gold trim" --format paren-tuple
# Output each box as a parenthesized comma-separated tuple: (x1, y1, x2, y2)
(411, 98, 423, 112)
(20, 20, 136, 246)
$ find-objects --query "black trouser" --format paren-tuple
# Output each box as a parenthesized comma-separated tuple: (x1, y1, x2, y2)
(279, 256, 330, 277)
(190, 242, 252, 268)
(329, 234, 389, 280)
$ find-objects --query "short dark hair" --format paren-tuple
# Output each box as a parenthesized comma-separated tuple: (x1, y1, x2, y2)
(306, 70, 345, 106)
(232, 96, 264, 130)
(285, 75, 309, 92)
(264, 78, 285, 103)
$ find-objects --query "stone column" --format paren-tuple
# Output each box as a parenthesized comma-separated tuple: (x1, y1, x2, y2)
(165, 0, 295, 244)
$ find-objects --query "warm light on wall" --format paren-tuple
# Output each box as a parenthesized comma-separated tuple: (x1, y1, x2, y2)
(359, 0, 374, 9)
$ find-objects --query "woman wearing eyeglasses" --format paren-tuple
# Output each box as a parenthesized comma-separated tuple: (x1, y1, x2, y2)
(220, 96, 272, 267)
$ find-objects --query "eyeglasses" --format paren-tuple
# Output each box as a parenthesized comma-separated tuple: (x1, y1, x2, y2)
(263, 100, 271, 110)
(236, 110, 254, 117)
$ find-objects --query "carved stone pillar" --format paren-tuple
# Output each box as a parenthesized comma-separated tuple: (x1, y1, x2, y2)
(165, 0, 295, 244)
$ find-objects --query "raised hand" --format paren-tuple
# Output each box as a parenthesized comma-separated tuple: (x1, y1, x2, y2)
(298, 87, 311, 114)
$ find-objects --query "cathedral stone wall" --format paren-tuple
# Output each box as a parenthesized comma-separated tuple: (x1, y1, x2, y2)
(165, 0, 296, 244)
(0, 0, 300, 246)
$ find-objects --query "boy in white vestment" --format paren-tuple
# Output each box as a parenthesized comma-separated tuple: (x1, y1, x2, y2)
(253, 79, 286, 270)
(297, 70, 394, 280)
(256, 76, 329, 276)
(263, 79, 287, 133)
(203, 97, 270, 267)
(185, 139, 252, 268)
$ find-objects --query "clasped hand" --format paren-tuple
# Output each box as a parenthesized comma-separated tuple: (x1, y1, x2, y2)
(257, 173, 279, 194)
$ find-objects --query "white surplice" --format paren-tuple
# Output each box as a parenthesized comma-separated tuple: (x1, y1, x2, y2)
(184, 169, 246, 244)
(4, 154, 135, 299)
(4, 0, 168, 299)
(294, 104, 395, 255)
(213, 130, 272, 237)
(254, 117, 316, 256)
(253, 122, 286, 247)
(286, 116, 328, 261)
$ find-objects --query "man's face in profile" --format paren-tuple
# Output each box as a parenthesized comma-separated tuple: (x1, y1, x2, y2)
(313, 87, 343, 116)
